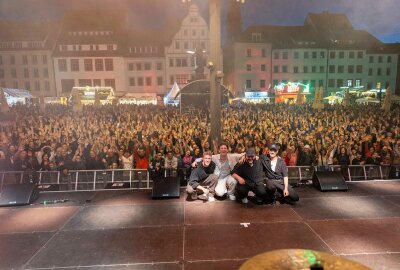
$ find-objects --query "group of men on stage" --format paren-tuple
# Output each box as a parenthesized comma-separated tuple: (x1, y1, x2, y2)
(186, 142, 299, 205)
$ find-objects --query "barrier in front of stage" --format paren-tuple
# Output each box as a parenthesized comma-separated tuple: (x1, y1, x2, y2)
(0, 165, 399, 192)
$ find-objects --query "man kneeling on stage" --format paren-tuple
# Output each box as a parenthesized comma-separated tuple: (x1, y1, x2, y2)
(261, 144, 299, 204)
(187, 151, 218, 202)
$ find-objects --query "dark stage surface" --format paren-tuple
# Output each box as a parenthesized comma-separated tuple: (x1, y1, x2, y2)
(1, 181, 400, 270)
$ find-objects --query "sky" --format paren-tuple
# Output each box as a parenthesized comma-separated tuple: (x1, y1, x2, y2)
(0, 0, 399, 43)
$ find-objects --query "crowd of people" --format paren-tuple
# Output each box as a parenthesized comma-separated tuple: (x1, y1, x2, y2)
(0, 103, 399, 175)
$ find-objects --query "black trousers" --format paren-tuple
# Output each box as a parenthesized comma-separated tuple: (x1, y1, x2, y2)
(265, 180, 299, 202)
(236, 182, 273, 202)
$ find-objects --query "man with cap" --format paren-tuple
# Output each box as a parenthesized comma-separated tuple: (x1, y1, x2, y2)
(231, 148, 273, 204)
(261, 144, 299, 204)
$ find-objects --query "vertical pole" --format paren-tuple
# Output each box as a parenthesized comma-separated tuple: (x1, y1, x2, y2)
(209, 0, 222, 148)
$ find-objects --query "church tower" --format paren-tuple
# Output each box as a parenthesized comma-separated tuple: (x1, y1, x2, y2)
(226, 1, 243, 42)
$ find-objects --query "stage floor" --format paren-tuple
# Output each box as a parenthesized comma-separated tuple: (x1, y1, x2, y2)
(0, 181, 399, 270)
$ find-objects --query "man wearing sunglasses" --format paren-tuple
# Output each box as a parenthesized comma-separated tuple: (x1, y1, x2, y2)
(261, 144, 299, 204)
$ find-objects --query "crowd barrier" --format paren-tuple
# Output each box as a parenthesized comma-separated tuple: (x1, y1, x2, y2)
(0, 165, 399, 193)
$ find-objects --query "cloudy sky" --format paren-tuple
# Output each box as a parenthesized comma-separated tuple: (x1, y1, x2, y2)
(0, 0, 399, 43)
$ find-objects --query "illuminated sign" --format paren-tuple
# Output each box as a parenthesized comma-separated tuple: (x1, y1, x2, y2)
(275, 82, 310, 94)
(244, 91, 269, 99)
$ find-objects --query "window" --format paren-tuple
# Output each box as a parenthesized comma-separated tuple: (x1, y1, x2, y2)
(25, 81, 31, 90)
(104, 79, 115, 90)
(105, 59, 113, 71)
(282, 52, 288, 59)
(169, 58, 174, 67)
(93, 79, 101, 86)
(246, 64, 251, 71)
(274, 65, 279, 73)
(23, 55, 28, 65)
(70, 59, 79, 72)
(357, 51, 363, 59)
(349, 51, 355, 59)
(355, 79, 361, 87)
(338, 65, 344, 73)
(261, 49, 266, 57)
(304, 52, 309, 59)
(310, 80, 316, 88)
(329, 51, 335, 59)
(369, 56, 374, 63)
(387, 56, 392, 63)
(138, 77, 144, 86)
(303, 66, 308, 73)
(318, 80, 324, 87)
(377, 68, 382, 76)
(311, 66, 316, 73)
(368, 68, 373, 76)
(11, 68, 17, 78)
(274, 52, 279, 59)
(336, 79, 343, 87)
(329, 65, 335, 73)
(261, 64, 266, 71)
(260, 80, 266, 88)
(45, 81, 50, 91)
(354, 65, 362, 74)
(33, 68, 39, 78)
(245, 79, 251, 88)
(386, 68, 391, 76)
(95, 59, 104, 71)
(294, 52, 299, 59)
(156, 62, 162, 70)
(319, 66, 325, 73)
(129, 77, 135, 86)
(84, 59, 93, 71)
(339, 51, 344, 58)
(145, 77, 152, 86)
(61, 79, 74, 93)
(348, 65, 354, 74)
(312, 51, 317, 58)
(293, 66, 299, 73)
(320, 51, 325, 58)
(128, 63, 134, 71)
(184, 42, 188, 49)
(57, 59, 67, 71)
(136, 63, 142, 71)
(157, 76, 163, 86)
(42, 55, 47, 64)
(32, 55, 38, 64)
(35, 81, 40, 91)
(282, 65, 288, 73)
(78, 79, 91, 86)
(24, 68, 29, 78)
(378, 56, 383, 63)
(328, 79, 335, 87)
(273, 80, 278, 87)
(246, 48, 252, 57)
(107, 44, 113, 51)
(252, 33, 261, 42)
(347, 79, 353, 87)
(181, 58, 187, 67)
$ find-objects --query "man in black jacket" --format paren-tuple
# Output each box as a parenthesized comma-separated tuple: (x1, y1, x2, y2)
(186, 151, 218, 202)
(261, 144, 299, 204)
(231, 148, 273, 204)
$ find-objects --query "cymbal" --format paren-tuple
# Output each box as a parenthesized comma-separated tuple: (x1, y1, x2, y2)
(240, 249, 371, 270)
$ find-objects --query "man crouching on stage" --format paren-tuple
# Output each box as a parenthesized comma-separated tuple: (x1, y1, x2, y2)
(186, 151, 218, 202)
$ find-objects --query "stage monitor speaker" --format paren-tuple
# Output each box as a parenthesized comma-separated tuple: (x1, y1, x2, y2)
(312, 171, 348, 191)
(152, 177, 180, 199)
(0, 183, 39, 207)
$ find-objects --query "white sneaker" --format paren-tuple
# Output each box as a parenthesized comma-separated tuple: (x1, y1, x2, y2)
(241, 197, 248, 204)
(228, 194, 236, 201)
(208, 196, 216, 202)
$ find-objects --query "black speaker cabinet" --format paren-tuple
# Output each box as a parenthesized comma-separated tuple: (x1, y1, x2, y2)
(312, 171, 348, 191)
(152, 177, 180, 199)
(0, 183, 39, 207)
